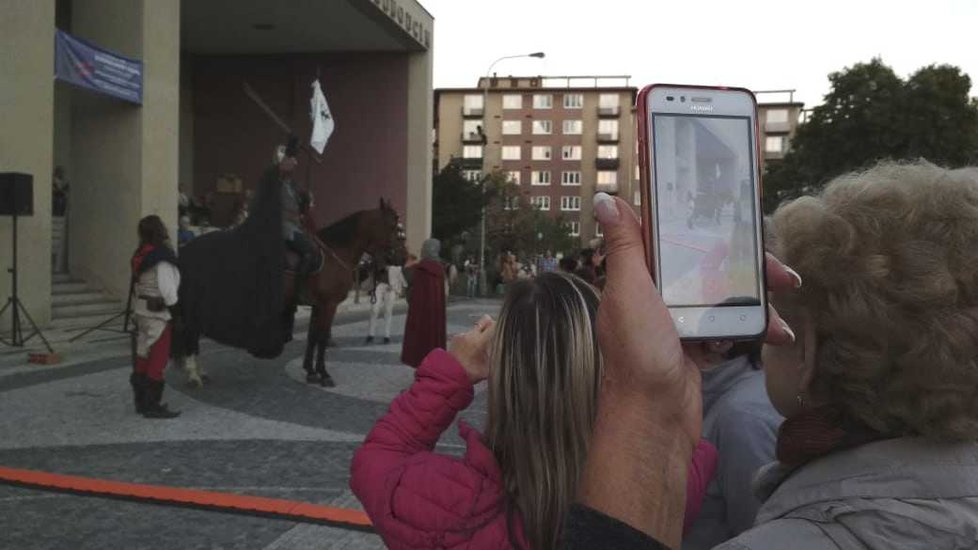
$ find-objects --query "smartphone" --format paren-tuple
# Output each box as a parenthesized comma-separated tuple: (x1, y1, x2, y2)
(637, 84, 767, 340)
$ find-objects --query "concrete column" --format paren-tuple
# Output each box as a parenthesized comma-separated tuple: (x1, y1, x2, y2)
(0, 0, 56, 329)
(68, 0, 179, 301)
(403, 44, 434, 255)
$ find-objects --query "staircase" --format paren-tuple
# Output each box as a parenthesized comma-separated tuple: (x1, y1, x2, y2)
(50, 273, 126, 333)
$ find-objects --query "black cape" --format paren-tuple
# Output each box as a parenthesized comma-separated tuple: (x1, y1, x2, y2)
(177, 165, 286, 358)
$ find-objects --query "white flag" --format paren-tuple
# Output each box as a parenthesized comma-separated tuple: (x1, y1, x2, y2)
(310, 79, 334, 155)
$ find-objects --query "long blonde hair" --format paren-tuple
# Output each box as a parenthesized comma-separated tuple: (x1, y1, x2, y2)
(485, 272, 602, 549)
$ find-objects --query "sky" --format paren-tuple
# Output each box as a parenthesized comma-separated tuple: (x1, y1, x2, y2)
(418, 0, 978, 108)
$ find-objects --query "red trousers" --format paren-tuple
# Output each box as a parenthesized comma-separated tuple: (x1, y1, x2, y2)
(136, 324, 172, 381)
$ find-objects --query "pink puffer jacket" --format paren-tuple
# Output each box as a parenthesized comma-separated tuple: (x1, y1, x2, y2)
(351, 349, 718, 549)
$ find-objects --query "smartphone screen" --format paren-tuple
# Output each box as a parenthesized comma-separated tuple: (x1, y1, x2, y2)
(650, 114, 761, 310)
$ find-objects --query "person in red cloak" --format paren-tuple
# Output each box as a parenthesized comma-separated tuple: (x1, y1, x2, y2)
(400, 239, 447, 368)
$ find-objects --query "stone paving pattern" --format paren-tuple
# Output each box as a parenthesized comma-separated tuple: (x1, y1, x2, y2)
(0, 298, 500, 549)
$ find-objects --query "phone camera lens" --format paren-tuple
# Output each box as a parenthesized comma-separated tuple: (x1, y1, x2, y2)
(681, 96, 686, 103)
(666, 96, 674, 101)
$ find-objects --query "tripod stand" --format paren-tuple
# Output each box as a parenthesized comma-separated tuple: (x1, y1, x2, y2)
(0, 212, 53, 352)
(68, 277, 133, 343)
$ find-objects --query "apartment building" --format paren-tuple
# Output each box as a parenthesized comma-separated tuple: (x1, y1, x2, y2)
(756, 90, 805, 172)
(435, 76, 639, 244)
(435, 80, 803, 245)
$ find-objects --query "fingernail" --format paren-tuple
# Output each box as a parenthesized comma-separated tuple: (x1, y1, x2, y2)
(779, 318, 796, 343)
(593, 192, 620, 225)
(785, 265, 803, 288)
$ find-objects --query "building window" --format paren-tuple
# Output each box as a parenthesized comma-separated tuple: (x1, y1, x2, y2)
(563, 93, 583, 109)
(463, 170, 482, 182)
(568, 221, 581, 237)
(503, 94, 523, 109)
(532, 146, 553, 160)
(502, 120, 522, 135)
(598, 145, 619, 159)
(562, 146, 582, 160)
(533, 94, 553, 109)
(765, 136, 785, 153)
(595, 223, 604, 237)
(766, 109, 789, 123)
(561, 171, 582, 186)
(532, 120, 553, 135)
(560, 196, 582, 211)
(530, 196, 551, 210)
(531, 171, 551, 186)
(599, 94, 618, 109)
(597, 171, 618, 185)
(464, 94, 484, 113)
(598, 119, 619, 135)
(501, 145, 521, 160)
(634, 190, 642, 206)
(463, 145, 483, 158)
(503, 196, 518, 210)
(508, 170, 522, 185)
(562, 120, 583, 135)
(634, 165, 640, 180)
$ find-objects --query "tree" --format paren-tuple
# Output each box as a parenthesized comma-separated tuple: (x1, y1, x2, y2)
(431, 162, 488, 256)
(764, 59, 978, 211)
(484, 171, 575, 263)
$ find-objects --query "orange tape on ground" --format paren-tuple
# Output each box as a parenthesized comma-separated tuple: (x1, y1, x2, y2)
(0, 465, 373, 531)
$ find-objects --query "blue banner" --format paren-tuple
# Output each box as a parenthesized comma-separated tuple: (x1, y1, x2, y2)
(54, 30, 142, 105)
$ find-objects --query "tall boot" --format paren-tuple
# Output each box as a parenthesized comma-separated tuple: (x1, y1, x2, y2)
(142, 380, 181, 419)
(129, 372, 148, 415)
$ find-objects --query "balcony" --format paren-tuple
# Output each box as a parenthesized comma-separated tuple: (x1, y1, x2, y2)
(595, 157, 620, 170)
(462, 131, 486, 144)
(462, 106, 484, 118)
(598, 106, 620, 117)
(764, 120, 791, 133)
(595, 182, 619, 194)
(596, 132, 619, 143)
(458, 157, 484, 169)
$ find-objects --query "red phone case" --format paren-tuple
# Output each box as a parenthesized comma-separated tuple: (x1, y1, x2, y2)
(635, 84, 767, 341)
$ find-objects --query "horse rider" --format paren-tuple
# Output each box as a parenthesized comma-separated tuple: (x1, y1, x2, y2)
(276, 138, 317, 300)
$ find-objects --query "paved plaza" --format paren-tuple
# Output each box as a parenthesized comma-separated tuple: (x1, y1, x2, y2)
(0, 298, 501, 549)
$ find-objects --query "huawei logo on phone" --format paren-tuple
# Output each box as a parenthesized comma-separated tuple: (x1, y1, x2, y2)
(690, 105, 714, 112)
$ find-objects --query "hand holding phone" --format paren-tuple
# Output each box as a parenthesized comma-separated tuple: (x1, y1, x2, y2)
(637, 85, 767, 341)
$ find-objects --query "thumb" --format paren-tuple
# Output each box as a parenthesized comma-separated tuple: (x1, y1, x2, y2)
(594, 193, 652, 292)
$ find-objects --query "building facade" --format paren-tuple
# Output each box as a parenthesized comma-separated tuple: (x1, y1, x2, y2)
(756, 90, 805, 172)
(1, 0, 433, 333)
(435, 76, 639, 245)
(436, 81, 804, 246)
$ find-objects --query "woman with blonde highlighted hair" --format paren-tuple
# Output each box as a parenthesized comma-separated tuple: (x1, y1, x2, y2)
(352, 272, 717, 549)
(716, 161, 978, 549)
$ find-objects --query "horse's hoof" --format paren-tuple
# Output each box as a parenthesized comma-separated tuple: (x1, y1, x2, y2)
(305, 373, 320, 384)
(200, 374, 212, 384)
(186, 378, 203, 389)
(320, 375, 335, 388)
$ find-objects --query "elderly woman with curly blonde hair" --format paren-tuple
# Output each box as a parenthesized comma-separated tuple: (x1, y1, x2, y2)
(716, 161, 978, 549)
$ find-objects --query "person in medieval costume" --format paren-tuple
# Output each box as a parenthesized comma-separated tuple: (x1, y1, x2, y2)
(365, 251, 407, 345)
(130, 215, 181, 419)
(400, 239, 447, 368)
(276, 137, 319, 340)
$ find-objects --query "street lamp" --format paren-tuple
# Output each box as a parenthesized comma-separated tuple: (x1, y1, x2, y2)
(478, 52, 545, 296)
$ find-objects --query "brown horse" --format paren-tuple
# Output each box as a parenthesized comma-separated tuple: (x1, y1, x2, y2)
(178, 199, 402, 388)
(291, 199, 403, 387)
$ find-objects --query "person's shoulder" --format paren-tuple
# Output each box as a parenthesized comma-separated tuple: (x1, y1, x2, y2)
(712, 372, 780, 419)
(714, 517, 835, 550)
